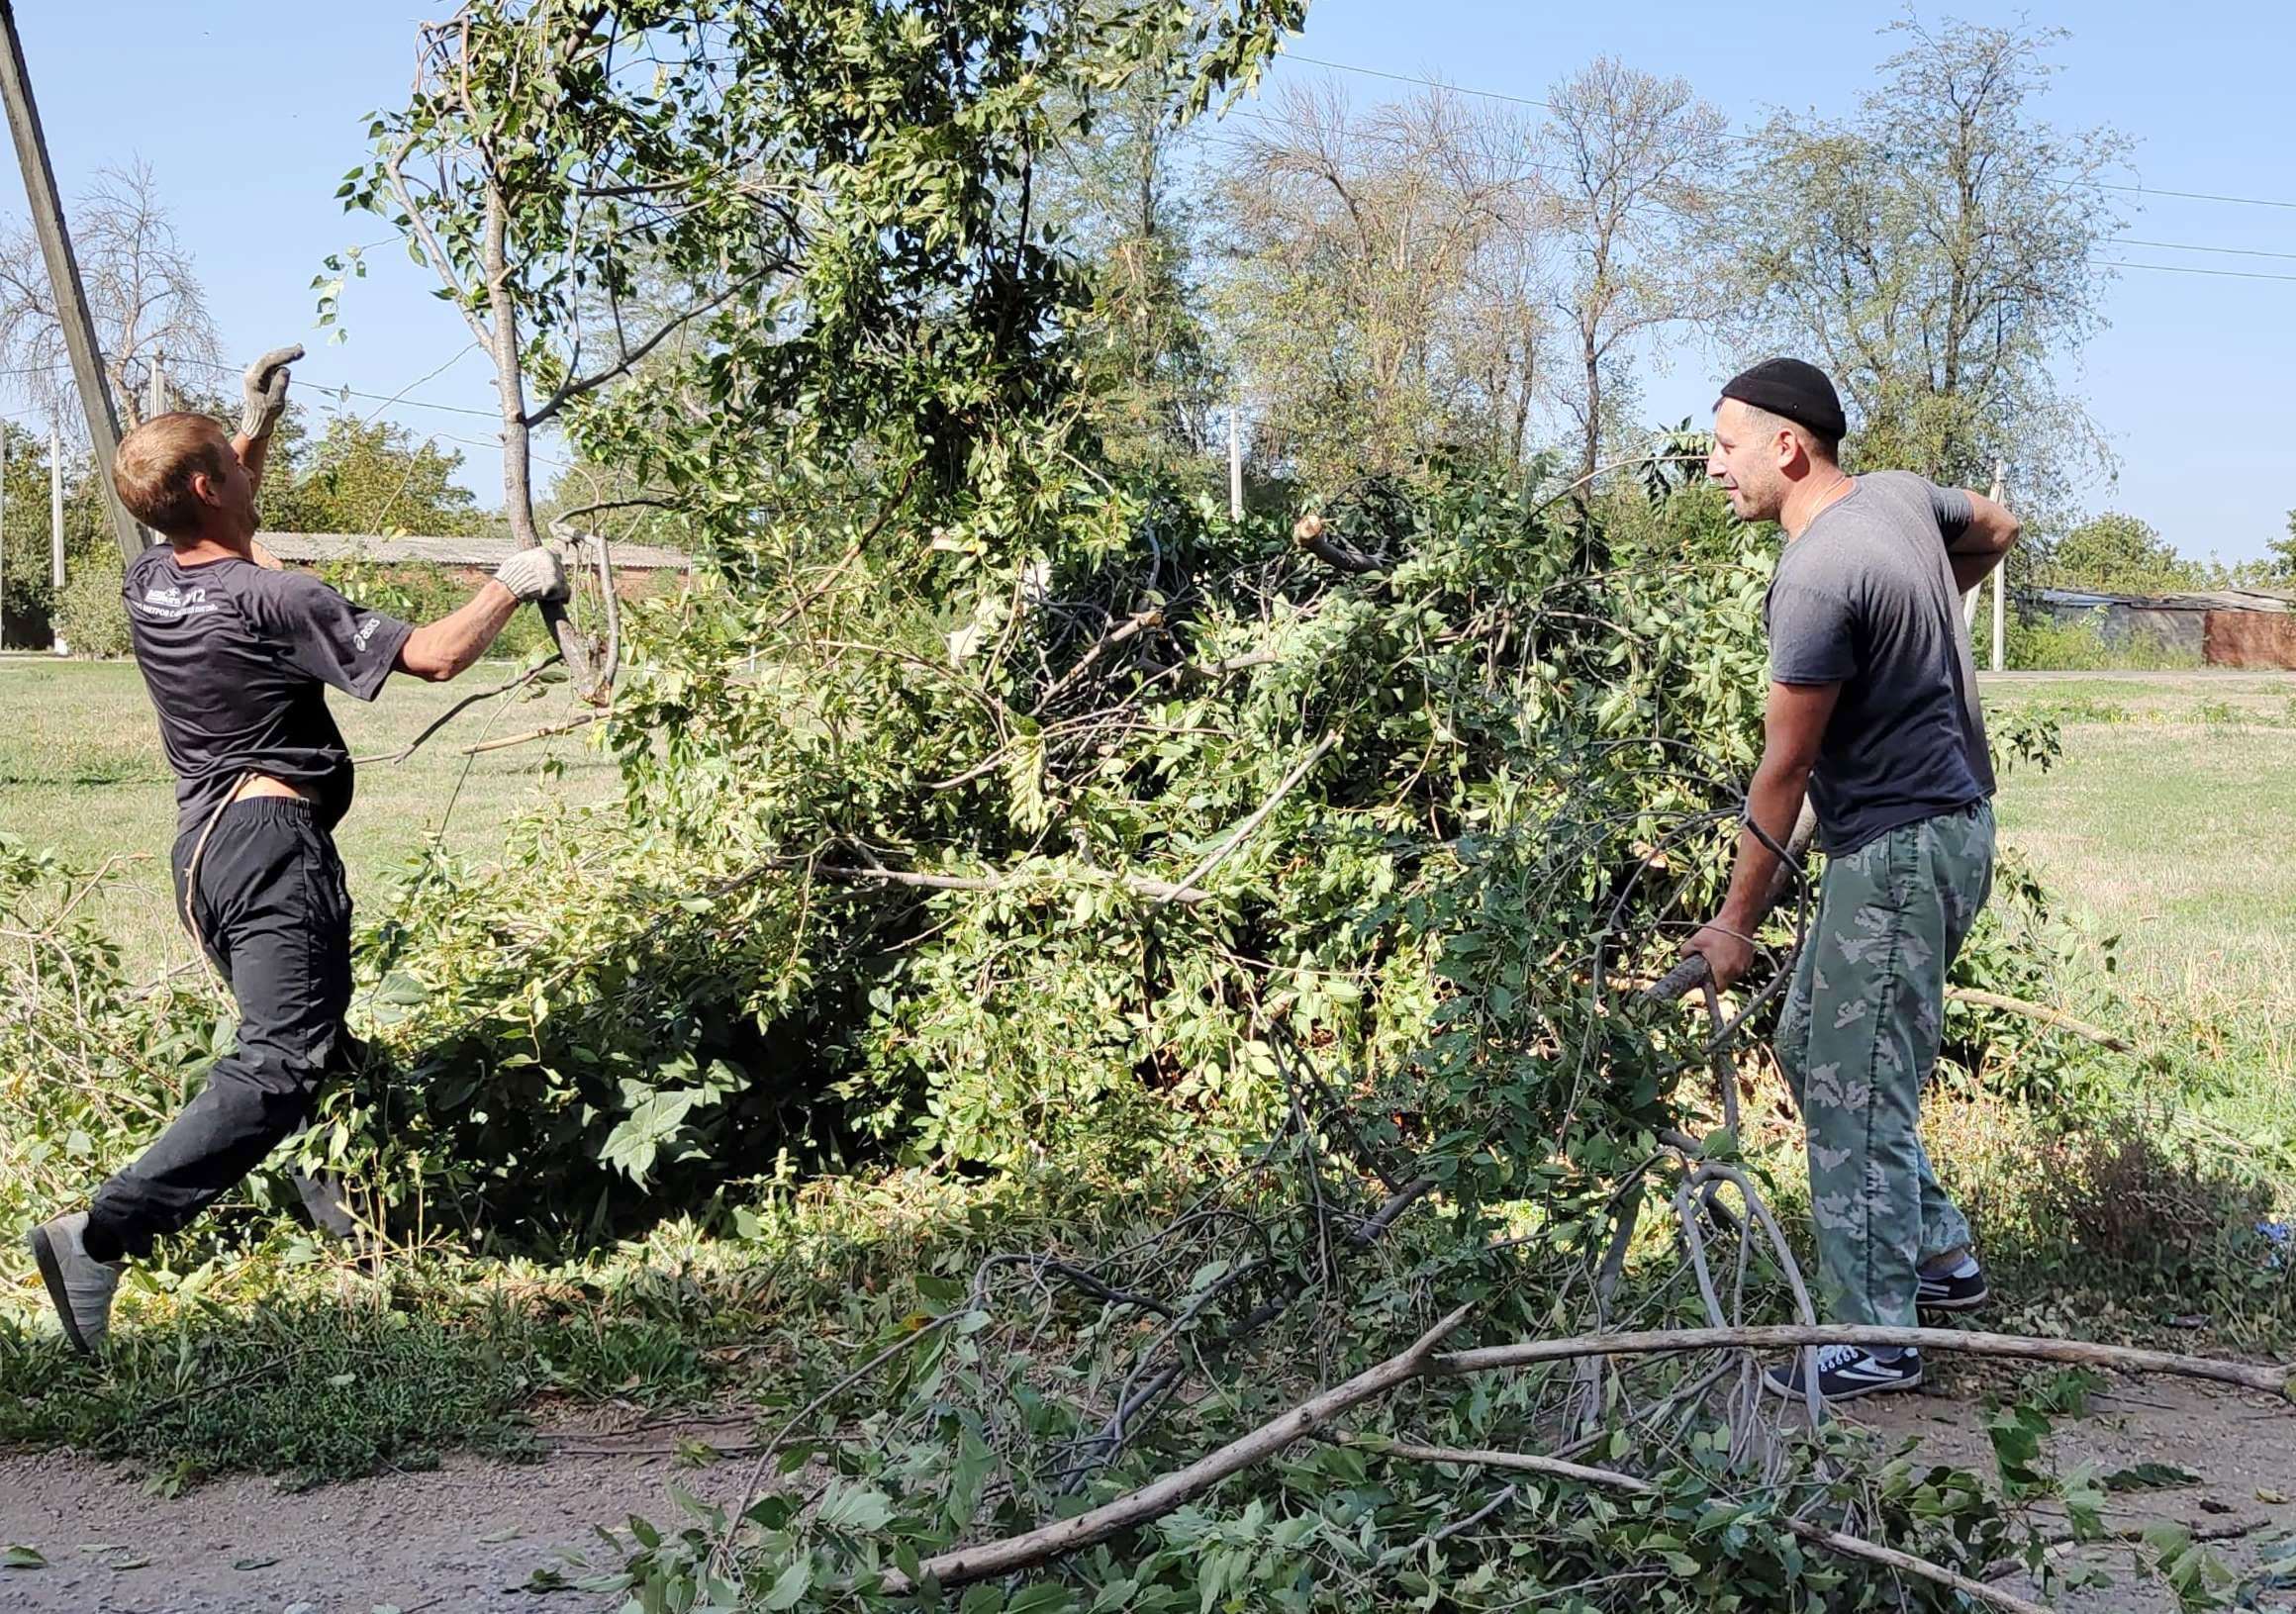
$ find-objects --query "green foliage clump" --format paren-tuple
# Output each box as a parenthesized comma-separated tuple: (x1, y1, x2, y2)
(261, 412, 486, 538)
(298, 464, 1779, 1239)
(0, 840, 210, 1237)
(53, 557, 132, 658)
(2005, 607, 2200, 672)
(2035, 511, 2198, 595)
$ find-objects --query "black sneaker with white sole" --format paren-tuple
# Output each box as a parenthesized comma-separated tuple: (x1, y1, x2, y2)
(1917, 1260, 1989, 1313)
(1764, 1344, 1923, 1402)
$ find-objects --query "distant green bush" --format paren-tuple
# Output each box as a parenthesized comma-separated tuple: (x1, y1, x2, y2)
(53, 561, 131, 659)
(2005, 607, 2199, 672)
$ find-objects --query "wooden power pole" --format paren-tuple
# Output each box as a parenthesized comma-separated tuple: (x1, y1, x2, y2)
(1987, 461, 2007, 673)
(0, 0, 144, 563)
(1228, 406, 1243, 522)
(48, 425, 60, 588)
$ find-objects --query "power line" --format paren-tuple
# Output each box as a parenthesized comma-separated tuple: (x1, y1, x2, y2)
(166, 353, 500, 419)
(1273, 48, 2296, 216)
(2104, 237, 2296, 263)
(2103, 259, 2296, 284)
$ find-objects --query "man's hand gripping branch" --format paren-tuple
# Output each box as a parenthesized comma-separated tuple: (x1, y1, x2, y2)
(1683, 680, 1840, 989)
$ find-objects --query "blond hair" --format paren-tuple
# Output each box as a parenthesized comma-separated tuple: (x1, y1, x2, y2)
(113, 413, 232, 539)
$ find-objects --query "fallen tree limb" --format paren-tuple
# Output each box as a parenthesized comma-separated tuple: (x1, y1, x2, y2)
(1429, 1325, 2295, 1398)
(459, 709, 607, 755)
(1160, 730, 1340, 905)
(876, 1304, 1475, 1592)
(867, 1316, 2288, 1594)
(1291, 512, 1384, 575)
(1945, 988, 2132, 1052)
(814, 861, 1210, 906)
(1358, 1437, 2049, 1614)
(357, 653, 565, 764)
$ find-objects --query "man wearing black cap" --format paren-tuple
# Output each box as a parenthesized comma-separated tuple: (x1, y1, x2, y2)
(1683, 357, 2021, 1403)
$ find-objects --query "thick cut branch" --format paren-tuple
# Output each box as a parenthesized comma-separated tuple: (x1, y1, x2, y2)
(1428, 1325, 2295, 1397)
(1945, 988, 2131, 1052)
(862, 1318, 2287, 1594)
(876, 1305, 1474, 1592)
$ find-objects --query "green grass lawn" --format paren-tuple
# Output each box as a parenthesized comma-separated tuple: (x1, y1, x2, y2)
(1981, 670, 2296, 1136)
(0, 656, 619, 974)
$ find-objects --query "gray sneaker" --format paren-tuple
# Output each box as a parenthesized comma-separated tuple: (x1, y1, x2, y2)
(27, 1211, 123, 1355)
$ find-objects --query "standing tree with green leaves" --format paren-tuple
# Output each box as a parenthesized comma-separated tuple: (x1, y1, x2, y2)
(1216, 82, 1550, 487)
(2036, 510, 2198, 594)
(1542, 57, 1727, 487)
(259, 413, 485, 537)
(2271, 510, 2296, 585)
(1036, 6, 1231, 479)
(351, 0, 1301, 593)
(1725, 16, 2129, 506)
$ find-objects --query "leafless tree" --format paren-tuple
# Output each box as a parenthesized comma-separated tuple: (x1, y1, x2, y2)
(0, 160, 221, 432)
(1216, 81, 1550, 487)
(1540, 59, 1727, 486)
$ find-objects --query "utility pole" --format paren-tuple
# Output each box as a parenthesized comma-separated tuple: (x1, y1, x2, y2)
(145, 349, 165, 421)
(0, 0, 144, 562)
(48, 423, 60, 588)
(1988, 462, 2007, 673)
(1227, 406, 1243, 522)
(47, 424, 59, 654)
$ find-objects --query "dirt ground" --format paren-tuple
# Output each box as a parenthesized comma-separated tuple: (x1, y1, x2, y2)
(1854, 1370, 2296, 1612)
(0, 1378, 2289, 1612)
(0, 1416, 756, 1614)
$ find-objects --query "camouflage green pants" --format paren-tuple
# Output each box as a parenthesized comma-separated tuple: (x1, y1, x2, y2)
(1775, 802, 1994, 1328)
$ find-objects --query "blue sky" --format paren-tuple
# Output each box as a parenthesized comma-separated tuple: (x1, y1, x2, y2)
(11, 2, 2293, 561)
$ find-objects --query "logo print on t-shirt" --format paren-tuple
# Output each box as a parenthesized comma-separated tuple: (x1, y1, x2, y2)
(135, 583, 215, 618)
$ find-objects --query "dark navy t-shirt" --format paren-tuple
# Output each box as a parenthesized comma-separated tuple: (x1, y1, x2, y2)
(124, 546, 413, 833)
(1764, 470, 1995, 855)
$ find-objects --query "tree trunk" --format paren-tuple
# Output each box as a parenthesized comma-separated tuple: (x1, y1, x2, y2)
(482, 187, 540, 549)
(1579, 317, 1601, 489)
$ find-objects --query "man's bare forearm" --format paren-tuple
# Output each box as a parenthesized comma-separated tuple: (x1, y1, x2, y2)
(397, 581, 521, 682)
(1949, 489, 2020, 592)
(232, 431, 272, 496)
(1717, 759, 1811, 934)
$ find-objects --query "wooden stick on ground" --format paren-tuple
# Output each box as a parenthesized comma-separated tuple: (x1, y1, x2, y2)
(1428, 1324, 2295, 1398)
(1358, 1437, 2050, 1614)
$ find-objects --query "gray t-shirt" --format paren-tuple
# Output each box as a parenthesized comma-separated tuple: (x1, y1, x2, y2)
(125, 546, 413, 834)
(1764, 470, 1994, 854)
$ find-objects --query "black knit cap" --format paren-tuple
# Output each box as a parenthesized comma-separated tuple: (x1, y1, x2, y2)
(1717, 357, 1846, 445)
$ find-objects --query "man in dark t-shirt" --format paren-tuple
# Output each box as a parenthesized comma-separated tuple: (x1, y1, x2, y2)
(1681, 358, 2021, 1406)
(26, 355, 568, 1354)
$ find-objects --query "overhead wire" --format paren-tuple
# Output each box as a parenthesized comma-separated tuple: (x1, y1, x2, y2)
(1204, 102, 2296, 279)
(1272, 48, 2296, 217)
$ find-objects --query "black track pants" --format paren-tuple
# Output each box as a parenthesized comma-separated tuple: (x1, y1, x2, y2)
(85, 799, 354, 1261)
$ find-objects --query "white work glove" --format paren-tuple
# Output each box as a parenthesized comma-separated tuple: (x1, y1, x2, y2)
(494, 546, 570, 604)
(238, 345, 304, 442)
